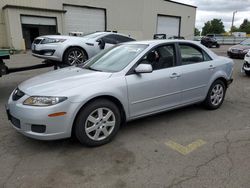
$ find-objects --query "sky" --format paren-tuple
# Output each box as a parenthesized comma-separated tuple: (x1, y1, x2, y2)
(173, 0, 250, 32)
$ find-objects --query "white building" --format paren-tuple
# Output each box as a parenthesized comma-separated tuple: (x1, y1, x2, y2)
(0, 0, 196, 50)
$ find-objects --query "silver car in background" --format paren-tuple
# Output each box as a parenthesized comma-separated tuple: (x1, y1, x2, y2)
(7, 40, 234, 146)
(32, 32, 135, 65)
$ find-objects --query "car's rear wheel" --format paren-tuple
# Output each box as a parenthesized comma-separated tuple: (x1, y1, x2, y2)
(63, 47, 88, 66)
(74, 99, 121, 147)
(204, 80, 226, 110)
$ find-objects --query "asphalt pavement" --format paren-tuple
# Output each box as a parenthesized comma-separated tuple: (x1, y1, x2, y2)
(0, 47, 249, 188)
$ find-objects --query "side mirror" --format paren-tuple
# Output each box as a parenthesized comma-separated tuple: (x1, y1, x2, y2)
(135, 64, 153, 74)
(97, 39, 105, 50)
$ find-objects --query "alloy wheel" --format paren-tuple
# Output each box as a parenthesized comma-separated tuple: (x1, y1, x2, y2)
(67, 50, 86, 65)
(85, 108, 116, 141)
(210, 84, 224, 106)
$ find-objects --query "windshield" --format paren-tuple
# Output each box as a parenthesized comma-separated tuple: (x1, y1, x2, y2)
(83, 44, 148, 72)
(240, 39, 250, 45)
(82, 32, 106, 39)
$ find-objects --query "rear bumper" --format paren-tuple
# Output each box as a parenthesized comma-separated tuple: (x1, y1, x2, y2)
(227, 78, 233, 86)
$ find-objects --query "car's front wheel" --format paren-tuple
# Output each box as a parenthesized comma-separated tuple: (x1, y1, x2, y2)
(204, 80, 226, 110)
(63, 47, 88, 66)
(74, 99, 121, 147)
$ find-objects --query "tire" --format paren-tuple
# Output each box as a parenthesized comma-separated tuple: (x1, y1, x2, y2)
(204, 80, 226, 110)
(245, 70, 250, 76)
(216, 44, 220, 48)
(74, 99, 121, 147)
(63, 47, 88, 66)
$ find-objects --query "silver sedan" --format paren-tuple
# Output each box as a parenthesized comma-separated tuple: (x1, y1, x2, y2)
(32, 32, 135, 66)
(7, 40, 234, 146)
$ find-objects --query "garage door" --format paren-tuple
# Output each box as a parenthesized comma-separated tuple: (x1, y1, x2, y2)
(157, 15, 180, 37)
(64, 5, 105, 35)
(21, 16, 57, 49)
(21, 16, 57, 26)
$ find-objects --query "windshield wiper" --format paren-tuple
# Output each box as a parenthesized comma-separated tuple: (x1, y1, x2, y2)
(85, 67, 103, 72)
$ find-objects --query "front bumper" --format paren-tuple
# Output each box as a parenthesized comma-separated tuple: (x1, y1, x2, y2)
(227, 51, 246, 59)
(242, 62, 250, 72)
(32, 43, 63, 62)
(6, 93, 80, 140)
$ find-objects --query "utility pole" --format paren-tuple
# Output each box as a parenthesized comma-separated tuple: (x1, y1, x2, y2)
(231, 11, 237, 34)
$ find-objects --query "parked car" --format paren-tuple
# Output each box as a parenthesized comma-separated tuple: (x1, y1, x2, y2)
(32, 32, 135, 66)
(201, 36, 220, 48)
(7, 40, 234, 146)
(243, 51, 250, 76)
(227, 39, 250, 59)
(153, 34, 185, 40)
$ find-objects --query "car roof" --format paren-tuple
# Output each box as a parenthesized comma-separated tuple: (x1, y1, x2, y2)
(126, 40, 201, 46)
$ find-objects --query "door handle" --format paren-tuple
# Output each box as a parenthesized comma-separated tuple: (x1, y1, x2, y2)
(170, 73, 181, 79)
(209, 65, 215, 70)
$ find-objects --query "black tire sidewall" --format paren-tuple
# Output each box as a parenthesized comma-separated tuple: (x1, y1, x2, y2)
(74, 99, 121, 147)
(204, 80, 226, 110)
(245, 71, 250, 76)
(63, 47, 86, 66)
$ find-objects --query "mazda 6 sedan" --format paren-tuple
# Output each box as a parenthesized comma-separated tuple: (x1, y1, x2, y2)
(7, 40, 234, 146)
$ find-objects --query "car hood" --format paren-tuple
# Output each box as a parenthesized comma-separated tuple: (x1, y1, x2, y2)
(18, 67, 112, 96)
(230, 44, 250, 50)
(37, 35, 90, 41)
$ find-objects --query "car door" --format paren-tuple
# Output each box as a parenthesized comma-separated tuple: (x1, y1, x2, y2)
(126, 44, 182, 118)
(177, 43, 215, 104)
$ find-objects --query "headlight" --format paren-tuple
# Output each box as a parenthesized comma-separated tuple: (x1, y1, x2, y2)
(41, 38, 66, 44)
(243, 49, 250, 54)
(23, 96, 67, 106)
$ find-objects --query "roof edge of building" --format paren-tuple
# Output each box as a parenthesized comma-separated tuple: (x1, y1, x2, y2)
(2, 4, 67, 13)
(164, 0, 197, 8)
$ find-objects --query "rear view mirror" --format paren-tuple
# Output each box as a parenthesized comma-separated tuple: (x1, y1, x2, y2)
(97, 39, 105, 50)
(135, 64, 153, 74)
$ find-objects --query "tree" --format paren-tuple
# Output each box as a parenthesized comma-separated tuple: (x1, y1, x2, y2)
(194, 28, 200, 36)
(230, 26, 239, 33)
(239, 19, 250, 34)
(201, 19, 225, 36)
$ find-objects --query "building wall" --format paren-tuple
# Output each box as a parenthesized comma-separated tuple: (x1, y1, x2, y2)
(0, 0, 196, 50)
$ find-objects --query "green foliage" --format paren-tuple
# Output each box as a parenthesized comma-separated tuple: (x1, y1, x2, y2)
(230, 26, 239, 33)
(239, 19, 250, 34)
(194, 28, 200, 36)
(201, 19, 225, 36)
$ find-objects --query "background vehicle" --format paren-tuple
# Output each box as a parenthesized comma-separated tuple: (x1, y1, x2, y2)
(7, 40, 233, 146)
(243, 51, 250, 76)
(153, 34, 185, 40)
(32, 32, 135, 66)
(201, 36, 220, 48)
(227, 39, 250, 59)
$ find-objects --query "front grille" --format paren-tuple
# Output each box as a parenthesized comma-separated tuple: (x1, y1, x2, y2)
(231, 49, 240, 53)
(12, 88, 25, 101)
(33, 39, 42, 44)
